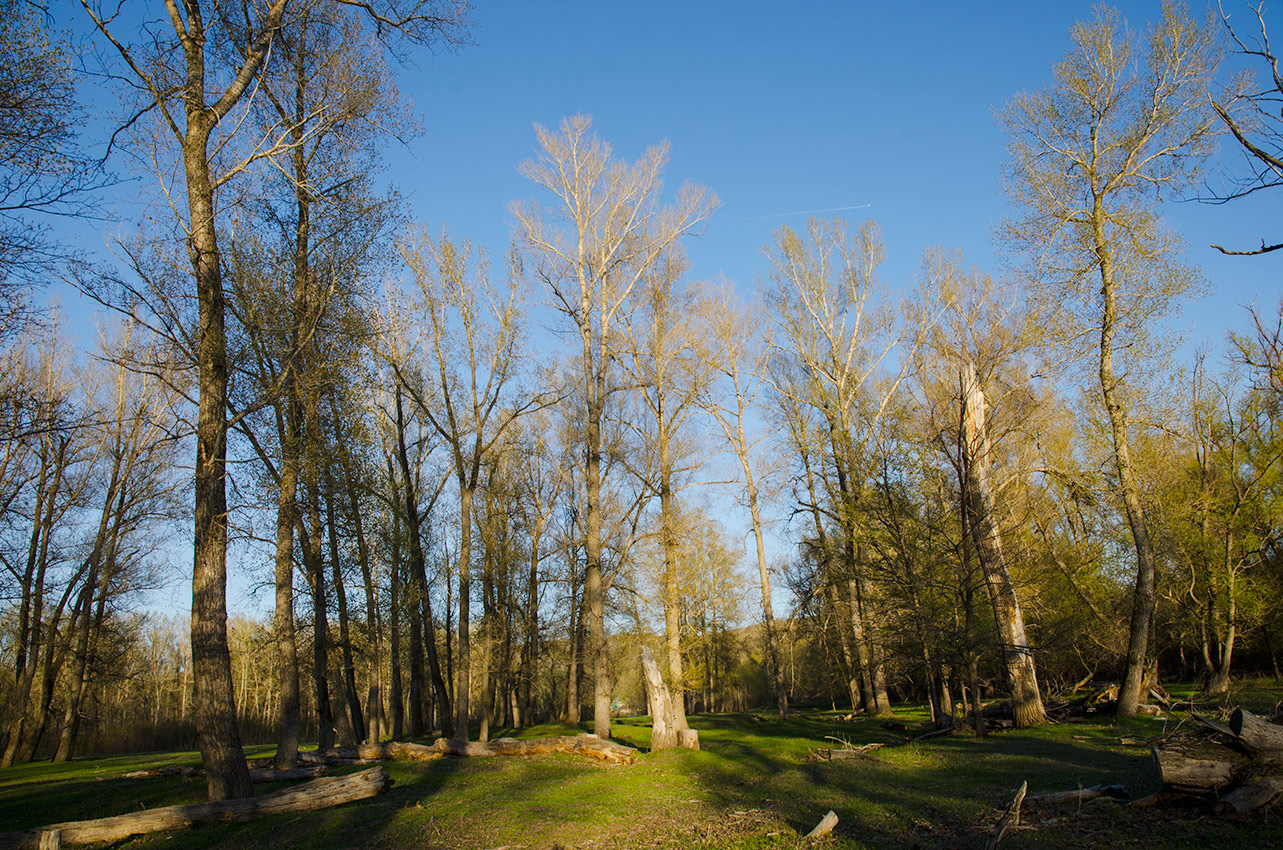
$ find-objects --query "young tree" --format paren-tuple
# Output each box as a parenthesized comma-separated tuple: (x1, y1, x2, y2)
(697, 285, 790, 718)
(511, 116, 716, 737)
(1000, 3, 1220, 717)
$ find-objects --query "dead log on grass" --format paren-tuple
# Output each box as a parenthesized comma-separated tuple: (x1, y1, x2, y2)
(1152, 744, 1246, 792)
(0, 767, 392, 850)
(1213, 776, 1283, 814)
(1024, 785, 1129, 806)
(122, 766, 329, 781)
(430, 735, 637, 764)
(1149, 707, 1283, 813)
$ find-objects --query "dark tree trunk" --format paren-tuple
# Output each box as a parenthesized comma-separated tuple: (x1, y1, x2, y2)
(300, 477, 333, 753)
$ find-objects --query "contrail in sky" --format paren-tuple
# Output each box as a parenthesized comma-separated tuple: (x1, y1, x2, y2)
(728, 203, 871, 223)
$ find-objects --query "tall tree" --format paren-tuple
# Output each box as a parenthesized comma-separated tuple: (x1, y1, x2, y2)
(620, 249, 708, 733)
(511, 115, 716, 737)
(79, 0, 468, 797)
(1000, 2, 1220, 717)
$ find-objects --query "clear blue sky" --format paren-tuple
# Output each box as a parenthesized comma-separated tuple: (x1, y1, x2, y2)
(58, 1, 1283, 614)
(390, 0, 1279, 354)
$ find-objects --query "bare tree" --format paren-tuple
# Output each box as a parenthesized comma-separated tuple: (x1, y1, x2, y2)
(511, 115, 716, 737)
(0, 0, 103, 338)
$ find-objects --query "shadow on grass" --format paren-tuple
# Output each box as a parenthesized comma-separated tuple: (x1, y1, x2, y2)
(665, 710, 1168, 848)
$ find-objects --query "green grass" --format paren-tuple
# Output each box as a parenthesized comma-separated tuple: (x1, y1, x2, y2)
(2, 680, 1282, 849)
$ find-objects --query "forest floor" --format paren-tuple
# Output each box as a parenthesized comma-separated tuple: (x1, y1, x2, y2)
(2, 679, 1282, 850)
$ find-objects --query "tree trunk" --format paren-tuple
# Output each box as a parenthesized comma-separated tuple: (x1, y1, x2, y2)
(387, 459, 404, 739)
(324, 471, 364, 740)
(564, 556, 582, 724)
(521, 524, 542, 726)
(657, 398, 689, 732)
(299, 477, 333, 752)
(186, 110, 252, 800)
(455, 485, 473, 741)
(272, 403, 302, 768)
(960, 363, 1046, 728)
(585, 363, 611, 738)
(393, 386, 453, 738)
(343, 455, 383, 742)
(1092, 210, 1160, 719)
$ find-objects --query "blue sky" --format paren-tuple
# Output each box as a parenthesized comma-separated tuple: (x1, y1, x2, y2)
(390, 0, 1280, 354)
(57, 1, 1283, 614)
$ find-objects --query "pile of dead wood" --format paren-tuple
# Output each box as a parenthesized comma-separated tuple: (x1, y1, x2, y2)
(1044, 684, 1168, 721)
(1147, 707, 1283, 814)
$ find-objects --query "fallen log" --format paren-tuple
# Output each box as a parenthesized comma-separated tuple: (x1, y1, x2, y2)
(430, 735, 636, 765)
(122, 766, 329, 782)
(1025, 784, 1129, 806)
(322, 742, 444, 762)
(1152, 744, 1245, 792)
(1213, 775, 1283, 815)
(0, 767, 392, 850)
(816, 742, 883, 761)
(1230, 709, 1283, 761)
(121, 766, 201, 779)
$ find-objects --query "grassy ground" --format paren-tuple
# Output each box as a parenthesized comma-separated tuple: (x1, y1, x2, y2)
(2, 679, 1281, 849)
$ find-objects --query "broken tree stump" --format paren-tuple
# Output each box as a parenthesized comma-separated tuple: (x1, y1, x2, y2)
(804, 810, 838, 838)
(639, 646, 679, 751)
(0, 767, 392, 849)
